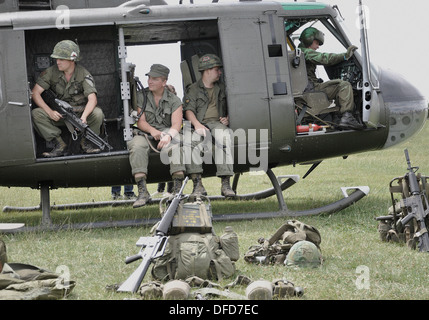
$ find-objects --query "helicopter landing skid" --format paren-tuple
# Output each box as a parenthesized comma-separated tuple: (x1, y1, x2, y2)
(1, 169, 369, 232)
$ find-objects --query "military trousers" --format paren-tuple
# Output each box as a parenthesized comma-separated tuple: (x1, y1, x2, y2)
(31, 106, 104, 142)
(185, 121, 234, 177)
(314, 79, 354, 113)
(127, 133, 185, 177)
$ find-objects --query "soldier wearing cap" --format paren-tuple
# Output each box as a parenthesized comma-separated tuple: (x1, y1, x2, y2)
(31, 40, 105, 157)
(298, 27, 363, 130)
(128, 64, 185, 208)
(183, 54, 235, 197)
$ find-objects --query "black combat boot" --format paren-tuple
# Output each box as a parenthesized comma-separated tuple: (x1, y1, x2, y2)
(172, 173, 185, 195)
(42, 136, 67, 158)
(338, 112, 364, 130)
(133, 177, 151, 208)
(190, 173, 207, 197)
(81, 138, 101, 154)
(220, 176, 236, 197)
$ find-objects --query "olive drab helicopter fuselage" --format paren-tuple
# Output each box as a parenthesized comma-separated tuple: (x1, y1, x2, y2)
(0, 0, 426, 227)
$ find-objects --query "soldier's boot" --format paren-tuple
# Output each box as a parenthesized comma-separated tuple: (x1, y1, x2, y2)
(81, 138, 101, 154)
(42, 136, 67, 158)
(133, 176, 151, 208)
(172, 172, 185, 195)
(190, 173, 207, 197)
(220, 176, 236, 197)
(338, 112, 364, 130)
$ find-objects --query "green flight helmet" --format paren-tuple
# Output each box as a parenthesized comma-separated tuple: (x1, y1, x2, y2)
(284, 240, 322, 268)
(299, 27, 325, 47)
(51, 40, 80, 61)
(198, 54, 223, 71)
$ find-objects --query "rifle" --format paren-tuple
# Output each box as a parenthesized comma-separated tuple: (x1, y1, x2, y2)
(399, 149, 429, 252)
(40, 89, 112, 151)
(117, 177, 189, 293)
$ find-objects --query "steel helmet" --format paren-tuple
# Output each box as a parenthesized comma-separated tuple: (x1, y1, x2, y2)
(299, 27, 325, 47)
(51, 40, 80, 61)
(198, 54, 223, 71)
(284, 240, 322, 268)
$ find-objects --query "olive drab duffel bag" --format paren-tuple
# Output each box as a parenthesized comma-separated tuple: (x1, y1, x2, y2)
(244, 219, 321, 264)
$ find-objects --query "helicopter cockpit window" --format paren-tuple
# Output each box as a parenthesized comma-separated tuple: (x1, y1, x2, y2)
(286, 17, 362, 90)
(285, 17, 364, 133)
(287, 18, 348, 82)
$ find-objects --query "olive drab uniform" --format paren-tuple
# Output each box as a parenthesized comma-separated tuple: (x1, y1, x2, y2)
(32, 64, 104, 140)
(31, 40, 105, 157)
(183, 54, 235, 197)
(298, 45, 354, 113)
(127, 87, 185, 176)
(298, 27, 363, 130)
(183, 78, 234, 178)
(127, 64, 186, 209)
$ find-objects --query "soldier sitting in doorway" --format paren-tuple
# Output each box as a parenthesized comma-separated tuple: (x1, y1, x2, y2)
(31, 40, 105, 157)
(183, 54, 236, 198)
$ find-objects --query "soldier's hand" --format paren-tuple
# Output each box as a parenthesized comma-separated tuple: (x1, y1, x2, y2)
(49, 110, 63, 122)
(158, 133, 171, 150)
(345, 45, 358, 60)
(219, 116, 229, 126)
(194, 124, 208, 137)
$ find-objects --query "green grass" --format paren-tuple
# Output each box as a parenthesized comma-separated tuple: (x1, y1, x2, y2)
(2, 123, 429, 300)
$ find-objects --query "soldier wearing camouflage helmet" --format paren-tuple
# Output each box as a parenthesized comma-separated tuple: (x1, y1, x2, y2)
(183, 54, 235, 198)
(298, 27, 363, 130)
(31, 40, 105, 157)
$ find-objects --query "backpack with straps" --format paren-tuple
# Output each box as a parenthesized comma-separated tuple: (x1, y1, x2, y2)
(150, 197, 237, 282)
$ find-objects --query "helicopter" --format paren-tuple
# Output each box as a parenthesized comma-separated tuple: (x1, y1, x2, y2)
(0, 0, 426, 230)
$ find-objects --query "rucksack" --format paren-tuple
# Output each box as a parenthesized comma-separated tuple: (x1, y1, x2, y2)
(151, 197, 237, 281)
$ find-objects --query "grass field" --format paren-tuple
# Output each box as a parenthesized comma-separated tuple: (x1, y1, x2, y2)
(1, 123, 429, 301)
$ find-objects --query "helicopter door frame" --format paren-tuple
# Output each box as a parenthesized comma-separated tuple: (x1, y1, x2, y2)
(258, 12, 295, 149)
(218, 15, 273, 147)
(0, 29, 35, 166)
(117, 27, 134, 143)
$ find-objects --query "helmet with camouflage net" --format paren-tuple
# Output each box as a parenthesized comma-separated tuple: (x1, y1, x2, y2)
(284, 240, 322, 268)
(51, 40, 80, 61)
(198, 54, 223, 71)
(299, 27, 325, 47)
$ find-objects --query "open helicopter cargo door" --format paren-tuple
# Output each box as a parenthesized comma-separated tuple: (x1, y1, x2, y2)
(0, 30, 35, 166)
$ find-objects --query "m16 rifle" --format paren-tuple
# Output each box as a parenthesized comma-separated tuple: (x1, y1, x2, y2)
(41, 89, 112, 151)
(399, 149, 429, 252)
(117, 177, 189, 293)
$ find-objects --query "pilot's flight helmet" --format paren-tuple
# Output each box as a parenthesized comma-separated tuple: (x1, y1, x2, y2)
(299, 27, 325, 47)
(51, 40, 80, 61)
(198, 54, 223, 71)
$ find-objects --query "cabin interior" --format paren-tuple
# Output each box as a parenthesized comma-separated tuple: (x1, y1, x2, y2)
(25, 16, 363, 160)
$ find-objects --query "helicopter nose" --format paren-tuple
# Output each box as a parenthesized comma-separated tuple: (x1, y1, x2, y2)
(380, 68, 428, 149)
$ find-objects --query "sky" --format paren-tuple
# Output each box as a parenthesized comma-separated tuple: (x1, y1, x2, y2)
(127, 0, 429, 100)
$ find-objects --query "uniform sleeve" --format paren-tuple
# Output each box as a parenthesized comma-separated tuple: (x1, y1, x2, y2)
(82, 73, 98, 97)
(170, 93, 183, 114)
(35, 67, 53, 90)
(183, 85, 197, 114)
(304, 49, 345, 66)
